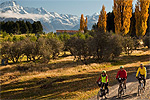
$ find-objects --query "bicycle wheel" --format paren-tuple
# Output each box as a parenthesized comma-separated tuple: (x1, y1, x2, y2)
(122, 88, 124, 95)
(137, 85, 141, 96)
(97, 91, 101, 100)
(118, 87, 122, 98)
(141, 83, 145, 93)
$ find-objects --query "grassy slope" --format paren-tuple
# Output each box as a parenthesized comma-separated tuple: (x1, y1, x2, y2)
(0, 48, 150, 99)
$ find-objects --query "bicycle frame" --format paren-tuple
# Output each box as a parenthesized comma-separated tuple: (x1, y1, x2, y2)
(118, 78, 125, 98)
(137, 76, 145, 96)
(97, 82, 107, 100)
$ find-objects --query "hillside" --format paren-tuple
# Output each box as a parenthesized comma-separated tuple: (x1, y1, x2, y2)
(0, 48, 150, 99)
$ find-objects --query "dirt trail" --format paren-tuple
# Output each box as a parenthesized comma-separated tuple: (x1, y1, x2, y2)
(89, 65, 150, 100)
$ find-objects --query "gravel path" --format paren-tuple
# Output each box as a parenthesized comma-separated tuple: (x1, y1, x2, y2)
(89, 65, 150, 100)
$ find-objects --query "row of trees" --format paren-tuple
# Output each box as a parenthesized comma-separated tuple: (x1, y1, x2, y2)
(92, 0, 150, 37)
(80, 14, 88, 32)
(65, 30, 138, 62)
(1, 36, 63, 63)
(0, 21, 43, 34)
(1, 30, 150, 64)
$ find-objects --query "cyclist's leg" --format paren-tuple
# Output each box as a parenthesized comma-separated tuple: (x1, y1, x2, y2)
(138, 78, 141, 84)
(105, 82, 109, 93)
(143, 78, 146, 87)
(123, 78, 126, 89)
(101, 82, 104, 89)
(117, 79, 121, 87)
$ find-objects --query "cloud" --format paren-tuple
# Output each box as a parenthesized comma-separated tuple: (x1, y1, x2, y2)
(0, 10, 50, 21)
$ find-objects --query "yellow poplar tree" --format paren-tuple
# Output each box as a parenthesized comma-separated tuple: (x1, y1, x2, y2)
(98, 5, 107, 32)
(84, 16, 88, 29)
(84, 16, 88, 32)
(113, 0, 133, 35)
(135, 0, 150, 37)
(80, 14, 85, 31)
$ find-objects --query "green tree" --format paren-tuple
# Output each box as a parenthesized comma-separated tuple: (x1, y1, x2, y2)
(12, 36, 17, 42)
(12, 22, 20, 34)
(129, 12, 136, 37)
(122, 36, 134, 55)
(143, 36, 150, 48)
(32, 21, 43, 34)
(107, 11, 115, 33)
(26, 21, 33, 33)
(1, 41, 24, 63)
(18, 21, 29, 34)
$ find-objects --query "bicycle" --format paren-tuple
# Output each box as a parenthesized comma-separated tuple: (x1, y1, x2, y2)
(137, 76, 145, 96)
(117, 78, 125, 98)
(97, 82, 107, 100)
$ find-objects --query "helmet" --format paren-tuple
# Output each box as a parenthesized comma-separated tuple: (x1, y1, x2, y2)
(140, 64, 143, 67)
(102, 70, 106, 73)
(120, 66, 124, 69)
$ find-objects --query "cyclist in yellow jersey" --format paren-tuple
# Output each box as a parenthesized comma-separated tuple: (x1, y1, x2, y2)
(136, 64, 147, 88)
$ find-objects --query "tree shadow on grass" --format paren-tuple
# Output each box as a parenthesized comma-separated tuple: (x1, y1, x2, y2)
(1, 66, 139, 99)
(1, 53, 149, 75)
(0, 60, 85, 74)
(111, 54, 150, 66)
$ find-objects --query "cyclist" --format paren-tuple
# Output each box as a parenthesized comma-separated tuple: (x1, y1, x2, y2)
(136, 64, 147, 89)
(97, 70, 109, 94)
(116, 66, 127, 89)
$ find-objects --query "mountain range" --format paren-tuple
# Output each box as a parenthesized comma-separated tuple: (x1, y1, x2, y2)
(0, 1, 99, 32)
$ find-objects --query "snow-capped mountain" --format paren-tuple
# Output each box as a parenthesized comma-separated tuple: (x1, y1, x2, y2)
(0, 0, 99, 32)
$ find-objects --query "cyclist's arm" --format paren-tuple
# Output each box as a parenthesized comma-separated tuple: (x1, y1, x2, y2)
(97, 75, 101, 82)
(144, 67, 147, 78)
(125, 70, 127, 79)
(136, 68, 140, 77)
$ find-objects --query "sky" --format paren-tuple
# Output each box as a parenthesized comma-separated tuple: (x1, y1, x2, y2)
(0, 0, 137, 16)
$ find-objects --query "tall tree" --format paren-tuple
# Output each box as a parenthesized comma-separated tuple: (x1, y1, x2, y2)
(32, 21, 43, 34)
(129, 12, 136, 37)
(12, 22, 20, 34)
(107, 11, 115, 33)
(135, 0, 150, 37)
(84, 16, 88, 33)
(6, 21, 14, 33)
(147, 5, 150, 35)
(98, 5, 107, 32)
(80, 14, 85, 31)
(113, 0, 133, 35)
(26, 21, 33, 33)
(18, 21, 29, 34)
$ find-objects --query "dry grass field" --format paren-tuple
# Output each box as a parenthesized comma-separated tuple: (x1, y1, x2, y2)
(0, 48, 150, 99)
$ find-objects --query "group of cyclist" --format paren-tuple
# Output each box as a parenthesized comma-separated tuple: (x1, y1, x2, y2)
(97, 64, 147, 96)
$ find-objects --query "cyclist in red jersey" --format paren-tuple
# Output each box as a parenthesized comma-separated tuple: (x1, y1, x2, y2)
(116, 66, 127, 89)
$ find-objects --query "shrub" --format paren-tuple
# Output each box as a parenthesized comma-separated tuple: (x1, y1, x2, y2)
(66, 30, 123, 61)
(132, 37, 140, 50)
(22, 38, 36, 61)
(46, 38, 64, 59)
(2, 31, 8, 38)
(91, 30, 123, 60)
(1, 41, 24, 63)
(143, 36, 150, 48)
(66, 37, 89, 61)
(122, 36, 134, 55)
